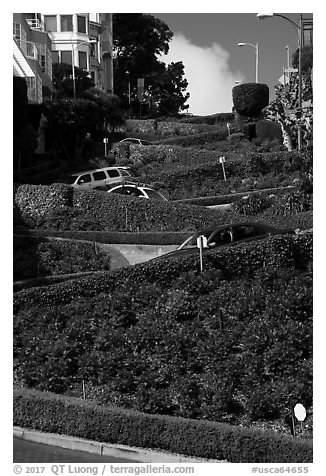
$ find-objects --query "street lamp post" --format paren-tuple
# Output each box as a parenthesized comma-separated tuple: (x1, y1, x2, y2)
(237, 42, 259, 83)
(72, 39, 96, 99)
(256, 13, 303, 151)
(126, 70, 131, 105)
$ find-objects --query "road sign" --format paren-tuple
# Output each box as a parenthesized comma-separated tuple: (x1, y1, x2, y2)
(103, 138, 109, 143)
(294, 403, 306, 422)
(197, 235, 208, 248)
(219, 156, 227, 181)
(285, 68, 298, 73)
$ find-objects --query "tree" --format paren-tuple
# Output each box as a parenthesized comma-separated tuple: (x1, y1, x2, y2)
(13, 77, 38, 172)
(83, 88, 125, 132)
(145, 62, 190, 116)
(263, 46, 313, 152)
(52, 63, 94, 99)
(292, 45, 313, 75)
(43, 98, 101, 162)
(112, 13, 189, 117)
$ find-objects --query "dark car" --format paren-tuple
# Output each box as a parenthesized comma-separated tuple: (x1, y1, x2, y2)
(150, 222, 294, 262)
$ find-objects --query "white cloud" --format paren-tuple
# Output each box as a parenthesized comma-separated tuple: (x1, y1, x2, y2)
(160, 34, 244, 115)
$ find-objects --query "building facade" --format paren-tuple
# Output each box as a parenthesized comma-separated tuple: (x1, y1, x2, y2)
(13, 13, 53, 103)
(41, 13, 113, 94)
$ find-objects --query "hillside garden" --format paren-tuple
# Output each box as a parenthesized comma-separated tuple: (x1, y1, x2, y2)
(13, 109, 313, 461)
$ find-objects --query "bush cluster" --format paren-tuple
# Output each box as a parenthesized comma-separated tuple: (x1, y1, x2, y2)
(13, 235, 110, 281)
(13, 388, 312, 463)
(131, 149, 312, 200)
(14, 234, 312, 428)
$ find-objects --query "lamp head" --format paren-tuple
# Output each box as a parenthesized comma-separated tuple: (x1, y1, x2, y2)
(256, 13, 274, 20)
(237, 42, 246, 46)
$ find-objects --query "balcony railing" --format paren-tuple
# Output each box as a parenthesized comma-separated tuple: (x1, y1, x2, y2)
(26, 18, 44, 30)
(16, 39, 38, 60)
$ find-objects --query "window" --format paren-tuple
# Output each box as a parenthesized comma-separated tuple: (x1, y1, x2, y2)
(90, 42, 96, 57)
(126, 187, 142, 197)
(107, 170, 120, 178)
(44, 15, 57, 32)
(61, 51, 72, 65)
(78, 51, 87, 70)
(120, 169, 132, 177)
(233, 225, 263, 241)
(93, 171, 106, 181)
(77, 15, 87, 33)
(52, 51, 59, 64)
(145, 189, 166, 201)
(61, 15, 73, 32)
(77, 174, 91, 184)
(209, 229, 233, 246)
(13, 22, 21, 41)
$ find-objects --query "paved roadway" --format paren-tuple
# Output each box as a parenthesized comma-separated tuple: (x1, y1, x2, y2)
(13, 438, 136, 463)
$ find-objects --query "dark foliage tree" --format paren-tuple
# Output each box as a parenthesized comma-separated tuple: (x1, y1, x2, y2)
(112, 13, 189, 116)
(145, 62, 190, 116)
(43, 98, 100, 162)
(292, 45, 313, 74)
(13, 77, 38, 172)
(83, 88, 125, 133)
(52, 62, 94, 99)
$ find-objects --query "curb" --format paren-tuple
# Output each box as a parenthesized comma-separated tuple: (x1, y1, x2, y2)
(13, 427, 226, 463)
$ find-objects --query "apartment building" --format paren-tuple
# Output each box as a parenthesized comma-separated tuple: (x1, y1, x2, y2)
(41, 13, 113, 94)
(13, 13, 53, 103)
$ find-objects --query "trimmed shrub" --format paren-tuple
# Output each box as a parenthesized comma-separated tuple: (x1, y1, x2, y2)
(14, 230, 189, 245)
(233, 83, 269, 118)
(13, 387, 312, 463)
(233, 194, 272, 215)
(13, 183, 224, 232)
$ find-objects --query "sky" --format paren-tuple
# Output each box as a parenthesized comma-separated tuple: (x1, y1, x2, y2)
(152, 11, 312, 115)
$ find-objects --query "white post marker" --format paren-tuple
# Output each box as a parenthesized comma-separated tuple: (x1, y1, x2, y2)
(103, 137, 109, 156)
(197, 235, 208, 272)
(294, 403, 306, 434)
(219, 156, 227, 181)
(227, 123, 230, 136)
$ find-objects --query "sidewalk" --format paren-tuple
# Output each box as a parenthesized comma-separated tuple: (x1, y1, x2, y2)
(14, 427, 227, 464)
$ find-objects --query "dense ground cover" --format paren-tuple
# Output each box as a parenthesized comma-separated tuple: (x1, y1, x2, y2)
(14, 233, 312, 437)
(13, 117, 313, 448)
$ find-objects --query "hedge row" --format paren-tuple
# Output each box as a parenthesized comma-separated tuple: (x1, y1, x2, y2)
(14, 184, 220, 232)
(14, 230, 189, 245)
(14, 233, 312, 312)
(157, 128, 229, 146)
(13, 388, 312, 463)
(13, 234, 110, 281)
(181, 113, 235, 125)
(13, 271, 100, 293)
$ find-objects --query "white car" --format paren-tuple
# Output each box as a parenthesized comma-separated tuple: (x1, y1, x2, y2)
(108, 183, 168, 201)
(55, 166, 135, 189)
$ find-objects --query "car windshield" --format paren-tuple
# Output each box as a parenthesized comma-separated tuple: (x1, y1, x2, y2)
(177, 235, 198, 250)
(145, 189, 167, 201)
